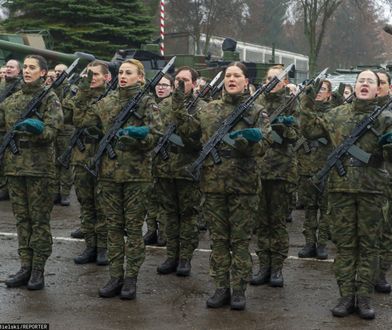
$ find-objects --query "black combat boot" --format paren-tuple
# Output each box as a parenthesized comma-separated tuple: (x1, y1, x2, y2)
(250, 266, 271, 286)
(231, 288, 246, 310)
(357, 296, 375, 320)
(60, 195, 71, 206)
(316, 244, 328, 260)
(99, 277, 123, 298)
(70, 228, 84, 239)
(206, 288, 231, 308)
(120, 277, 137, 300)
(156, 230, 166, 247)
(375, 273, 392, 294)
(298, 243, 317, 258)
(176, 259, 191, 277)
(27, 269, 45, 290)
(143, 230, 157, 245)
(0, 189, 9, 201)
(96, 248, 109, 266)
(157, 258, 178, 274)
(5, 267, 31, 288)
(331, 296, 355, 317)
(74, 247, 97, 264)
(53, 193, 61, 204)
(270, 269, 284, 287)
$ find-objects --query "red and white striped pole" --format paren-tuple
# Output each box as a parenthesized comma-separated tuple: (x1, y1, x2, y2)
(160, 0, 165, 56)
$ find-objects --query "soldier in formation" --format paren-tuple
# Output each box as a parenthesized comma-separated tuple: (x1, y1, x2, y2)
(1, 54, 63, 290)
(300, 69, 392, 319)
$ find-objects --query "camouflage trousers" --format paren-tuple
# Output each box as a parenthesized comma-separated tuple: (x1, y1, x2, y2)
(156, 178, 200, 261)
(255, 179, 292, 270)
(299, 175, 330, 245)
(329, 192, 386, 297)
(145, 182, 165, 239)
(54, 134, 74, 197)
(99, 181, 147, 278)
(204, 192, 257, 290)
(7, 176, 53, 270)
(74, 166, 107, 249)
(378, 199, 392, 275)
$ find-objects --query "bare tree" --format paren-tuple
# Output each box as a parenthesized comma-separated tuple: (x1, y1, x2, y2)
(166, 0, 247, 55)
(288, 0, 343, 74)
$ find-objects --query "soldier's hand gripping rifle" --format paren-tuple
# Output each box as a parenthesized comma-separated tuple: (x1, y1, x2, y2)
(0, 58, 80, 165)
(0, 76, 23, 103)
(57, 75, 119, 169)
(84, 56, 176, 177)
(269, 68, 328, 123)
(152, 71, 223, 160)
(186, 63, 295, 181)
(311, 97, 392, 192)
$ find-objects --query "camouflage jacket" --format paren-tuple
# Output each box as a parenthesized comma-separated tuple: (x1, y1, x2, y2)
(175, 91, 272, 194)
(300, 97, 392, 194)
(0, 76, 23, 135)
(256, 88, 299, 183)
(0, 79, 63, 178)
(55, 81, 75, 136)
(296, 101, 334, 176)
(68, 85, 106, 167)
(153, 93, 206, 180)
(80, 84, 162, 183)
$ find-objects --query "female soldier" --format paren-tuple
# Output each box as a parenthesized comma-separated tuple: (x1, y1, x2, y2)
(143, 73, 174, 246)
(1, 54, 63, 290)
(76, 59, 161, 300)
(300, 70, 392, 320)
(173, 62, 271, 310)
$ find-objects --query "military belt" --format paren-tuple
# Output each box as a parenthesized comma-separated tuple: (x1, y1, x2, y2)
(345, 156, 383, 168)
(83, 136, 99, 144)
(169, 145, 183, 154)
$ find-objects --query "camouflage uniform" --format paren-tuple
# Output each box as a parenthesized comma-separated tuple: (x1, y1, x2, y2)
(254, 88, 298, 272)
(154, 93, 204, 263)
(80, 84, 161, 279)
(53, 82, 74, 200)
(296, 101, 333, 247)
(376, 95, 392, 284)
(175, 91, 271, 290)
(300, 97, 392, 298)
(0, 76, 23, 196)
(0, 79, 63, 271)
(68, 85, 107, 250)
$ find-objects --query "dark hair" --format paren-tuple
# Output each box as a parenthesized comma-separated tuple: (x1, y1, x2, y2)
(88, 60, 109, 75)
(345, 84, 353, 93)
(226, 61, 248, 78)
(377, 70, 391, 85)
(161, 73, 174, 87)
(175, 66, 199, 83)
(24, 54, 48, 72)
(356, 70, 380, 86)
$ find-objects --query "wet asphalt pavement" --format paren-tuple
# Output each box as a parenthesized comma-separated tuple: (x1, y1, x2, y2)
(0, 191, 391, 329)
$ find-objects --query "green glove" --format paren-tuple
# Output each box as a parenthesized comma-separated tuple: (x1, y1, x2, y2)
(331, 82, 345, 107)
(233, 136, 249, 151)
(79, 70, 93, 89)
(172, 79, 185, 104)
(379, 132, 392, 145)
(229, 128, 263, 142)
(14, 118, 44, 135)
(117, 126, 149, 139)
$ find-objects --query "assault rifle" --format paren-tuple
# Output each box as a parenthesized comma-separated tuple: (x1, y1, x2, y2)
(152, 71, 223, 160)
(84, 56, 176, 177)
(0, 76, 23, 103)
(311, 97, 392, 191)
(186, 63, 295, 181)
(57, 76, 119, 169)
(209, 77, 225, 99)
(0, 58, 80, 165)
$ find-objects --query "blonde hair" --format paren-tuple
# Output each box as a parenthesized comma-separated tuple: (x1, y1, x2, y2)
(121, 59, 145, 84)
